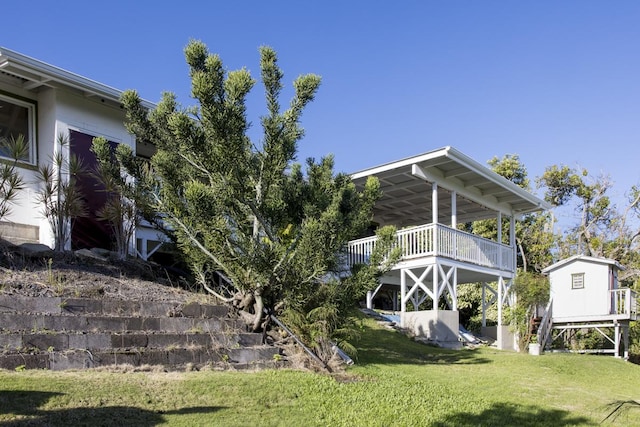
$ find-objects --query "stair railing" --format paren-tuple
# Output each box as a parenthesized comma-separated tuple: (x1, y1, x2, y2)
(536, 299, 553, 350)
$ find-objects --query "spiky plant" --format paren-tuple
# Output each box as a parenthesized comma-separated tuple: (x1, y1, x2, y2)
(34, 134, 87, 251)
(0, 134, 28, 220)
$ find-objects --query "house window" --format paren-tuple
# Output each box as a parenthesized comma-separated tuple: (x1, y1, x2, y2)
(571, 273, 584, 289)
(0, 93, 36, 165)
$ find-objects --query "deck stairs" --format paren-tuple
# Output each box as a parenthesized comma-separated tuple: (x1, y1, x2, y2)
(0, 295, 280, 371)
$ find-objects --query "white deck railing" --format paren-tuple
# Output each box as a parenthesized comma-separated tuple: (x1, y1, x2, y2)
(347, 223, 514, 272)
(611, 288, 637, 320)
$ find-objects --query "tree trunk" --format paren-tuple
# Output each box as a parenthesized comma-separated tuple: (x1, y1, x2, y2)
(252, 289, 264, 332)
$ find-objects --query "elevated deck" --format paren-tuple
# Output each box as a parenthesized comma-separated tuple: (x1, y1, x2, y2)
(348, 223, 514, 272)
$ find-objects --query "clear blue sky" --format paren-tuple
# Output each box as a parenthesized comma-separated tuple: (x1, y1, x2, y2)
(3, 1, 640, 221)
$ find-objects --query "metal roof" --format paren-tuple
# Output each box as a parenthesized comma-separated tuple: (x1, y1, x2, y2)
(542, 255, 624, 274)
(0, 46, 154, 109)
(351, 146, 551, 227)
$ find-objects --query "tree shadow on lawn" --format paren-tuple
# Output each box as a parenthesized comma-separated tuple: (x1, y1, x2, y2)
(432, 402, 594, 427)
(0, 390, 225, 426)
(354, 322, 491, 366)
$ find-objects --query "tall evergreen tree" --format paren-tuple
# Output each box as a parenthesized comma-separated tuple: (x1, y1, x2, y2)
(120, 41, 397, 356)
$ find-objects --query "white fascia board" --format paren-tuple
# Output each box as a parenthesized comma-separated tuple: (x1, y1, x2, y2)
(350, 146, 452, 180)
(0, 46, 155, 110)
(444, 146, 552, 212)
(542, 255, 625, 274)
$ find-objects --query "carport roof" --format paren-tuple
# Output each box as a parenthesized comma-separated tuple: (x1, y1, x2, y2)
(351, 146, 551, 227)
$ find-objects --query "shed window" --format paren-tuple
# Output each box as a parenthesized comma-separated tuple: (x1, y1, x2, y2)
(0, 93, 36, 165)
(571, 273, 584, 289)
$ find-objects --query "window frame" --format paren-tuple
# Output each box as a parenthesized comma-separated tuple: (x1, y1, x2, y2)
(571, 272, 585, 290)
(0, 92, 37, 166)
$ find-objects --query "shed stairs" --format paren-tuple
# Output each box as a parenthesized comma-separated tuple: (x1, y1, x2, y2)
(0, 295, 280, 371)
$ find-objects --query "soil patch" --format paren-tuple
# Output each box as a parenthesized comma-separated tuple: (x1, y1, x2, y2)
(0, 244, 211, 304)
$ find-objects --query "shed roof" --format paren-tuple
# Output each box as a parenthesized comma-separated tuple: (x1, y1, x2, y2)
(542, 255, 624, 274)
(350, 146, 551, 227)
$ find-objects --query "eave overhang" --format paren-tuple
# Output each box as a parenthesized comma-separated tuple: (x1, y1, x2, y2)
(0, 46, 154, 110)
(351, 146, 551, 227)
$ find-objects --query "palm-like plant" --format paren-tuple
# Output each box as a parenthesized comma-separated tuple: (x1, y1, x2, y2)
(0, 134, 28, 220)
(34, 134, 87, 251)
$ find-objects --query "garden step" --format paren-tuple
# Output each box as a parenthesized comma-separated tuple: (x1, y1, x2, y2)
(0, 295, 228, 318)
(0, 346, 281, 371)
(0, 331, 263, 351)
(0, 312, 238, 334)
(0, 295, 283, 371)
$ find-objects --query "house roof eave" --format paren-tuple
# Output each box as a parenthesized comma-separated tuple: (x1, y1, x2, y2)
(0, 46, 155, 110)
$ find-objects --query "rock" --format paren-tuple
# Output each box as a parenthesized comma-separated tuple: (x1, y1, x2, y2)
(17, 243, 54, 257)
(75, 248, 107, 261)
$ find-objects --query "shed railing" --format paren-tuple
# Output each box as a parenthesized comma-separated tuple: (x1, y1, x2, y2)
(611, 288, 637, 320)
(347, 223, 514, 272)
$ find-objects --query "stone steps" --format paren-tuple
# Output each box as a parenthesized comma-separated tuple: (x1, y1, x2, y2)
(0, 295, 281, 371)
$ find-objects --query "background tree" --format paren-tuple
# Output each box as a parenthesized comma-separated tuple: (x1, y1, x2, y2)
(459, 154, 555, 346)
(121, 41, 397, 358)
(537, 165, 640, 284)
(34, 134, 87, 251)
(0, 135, 28, 221)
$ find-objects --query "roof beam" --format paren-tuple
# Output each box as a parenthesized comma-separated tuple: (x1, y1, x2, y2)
(412, 163, 514, 216)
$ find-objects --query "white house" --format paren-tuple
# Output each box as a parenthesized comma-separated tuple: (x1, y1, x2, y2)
(347, 147, 551, 349)
(0, 47, 162, 258)
(539, 255, 637, 358)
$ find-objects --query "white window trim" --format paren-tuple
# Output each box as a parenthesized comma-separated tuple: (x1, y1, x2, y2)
(0, 93, 37, 165)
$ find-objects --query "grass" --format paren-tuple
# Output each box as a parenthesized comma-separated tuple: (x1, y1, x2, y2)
(1, 316, 640, 426)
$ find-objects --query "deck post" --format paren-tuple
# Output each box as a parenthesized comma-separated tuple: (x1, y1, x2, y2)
(451, 191, 457, 227)
(510, 216, 516, 270)
(400, 269, 407, 327)
(432, 262, 439, 311)
(497, 277, 503, 349)
(623, 324, 630, 359)
(614, 322, 620, 358)
(482, 283, 487, 327)
(497, 212, 502, 268)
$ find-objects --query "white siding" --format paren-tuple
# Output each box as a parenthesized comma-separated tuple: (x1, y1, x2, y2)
(3, 85, 133, 247)
(549, 259, 612, 318)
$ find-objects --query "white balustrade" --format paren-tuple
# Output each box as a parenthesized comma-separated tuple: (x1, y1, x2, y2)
(347, 223, 514, 271)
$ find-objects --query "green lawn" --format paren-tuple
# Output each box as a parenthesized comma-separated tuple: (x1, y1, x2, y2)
(1, 317, 640, 426)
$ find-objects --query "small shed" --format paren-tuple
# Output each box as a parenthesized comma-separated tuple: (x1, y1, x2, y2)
(543, 255, 623, 321)
(539, 255, 636, 358)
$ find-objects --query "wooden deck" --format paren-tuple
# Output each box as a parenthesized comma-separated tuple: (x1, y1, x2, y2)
(347, 223, 514, 272)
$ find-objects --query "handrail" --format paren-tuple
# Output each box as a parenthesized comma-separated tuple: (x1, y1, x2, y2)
(611, 288, 637, 319)
(536, 299, 553, 350)
(347, 223, 513, 271)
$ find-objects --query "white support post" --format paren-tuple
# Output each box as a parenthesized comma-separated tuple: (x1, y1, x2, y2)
(623, 324, 630, 360)
(433, 261, 439, 311)
(432, 182, 438, 224)
(497, 212, 502, 269)
(451, 191, 457, 228)
(400, 269, 407, 327)
(497, 277, 503, 349)
(482, 283, 487, 327)
(615, 322, 621, 358)
(510, 215, 516, 271)
(452, 267, 458, 311)
(366, 291, 373, 310)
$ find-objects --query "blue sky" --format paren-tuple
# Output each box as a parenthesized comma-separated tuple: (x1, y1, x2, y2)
(3, 1, 640, 223)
